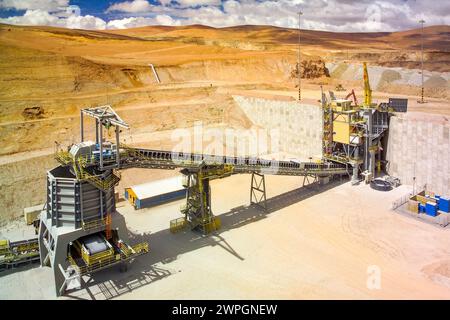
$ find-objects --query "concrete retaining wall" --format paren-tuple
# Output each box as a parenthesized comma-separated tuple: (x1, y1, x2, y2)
(386, 113, 450, 196)
(233, 95, 323, 160)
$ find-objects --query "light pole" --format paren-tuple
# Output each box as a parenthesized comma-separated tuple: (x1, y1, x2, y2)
(298, 10, 303, 101)
(418, 19, 426, 104)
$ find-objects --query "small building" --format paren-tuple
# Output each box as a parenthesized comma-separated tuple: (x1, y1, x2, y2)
(124, 177, 186, 210)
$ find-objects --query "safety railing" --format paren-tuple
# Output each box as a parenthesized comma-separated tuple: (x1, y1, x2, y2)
(67, 242, 149, 275)
(81, 217, 107, 231)
(55, 150, 73, 166)
(118, 241, 133, 258)
(9, 238, 39, 253)
(170, 217, 187, 233)
(132, 242, 149, 254)
(68, 254, 120, 275)
(76, 157, 121, 191)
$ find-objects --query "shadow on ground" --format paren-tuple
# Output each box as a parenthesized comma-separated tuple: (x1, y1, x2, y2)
(64, 178, 347, 300)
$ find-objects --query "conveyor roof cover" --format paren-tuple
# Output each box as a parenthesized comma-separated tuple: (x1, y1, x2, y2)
(129, 176, 184, 200)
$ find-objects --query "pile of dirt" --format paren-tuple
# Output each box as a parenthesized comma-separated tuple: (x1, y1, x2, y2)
(22, 106, 44, 120)
(291, 59, 330, 80)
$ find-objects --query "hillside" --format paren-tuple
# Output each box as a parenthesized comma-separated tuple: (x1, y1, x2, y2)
(0, 23, 449, 154)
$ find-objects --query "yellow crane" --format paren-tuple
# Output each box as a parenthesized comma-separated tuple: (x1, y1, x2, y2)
(363, 62, 372, 107)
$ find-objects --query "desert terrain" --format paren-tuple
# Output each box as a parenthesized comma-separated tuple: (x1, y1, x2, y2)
(0, 22, 449, 300)
(1, 175, 450, 299)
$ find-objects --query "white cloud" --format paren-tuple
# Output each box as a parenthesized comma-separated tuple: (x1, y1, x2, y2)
(175, 0, 221, 7)
(65, 14, 107, 29)
(0, 9, 58, 25)
(0, 0, 449, 31)
(109, 0, 221, 12)
(0, 0, 69, 12)
(106, 0, 153, 13)
(106, 14, 181, 29)
(0, 8, 106, 29)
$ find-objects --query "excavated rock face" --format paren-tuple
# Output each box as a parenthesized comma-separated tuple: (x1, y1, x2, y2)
(291, 59, 330, 79)
(22, 106, 44, 119)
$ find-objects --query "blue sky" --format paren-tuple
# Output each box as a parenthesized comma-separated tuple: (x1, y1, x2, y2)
(0, 0, 448, 31)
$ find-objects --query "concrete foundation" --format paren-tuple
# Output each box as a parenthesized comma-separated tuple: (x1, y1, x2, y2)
(233, 95, 323, 161)
(386, 113, 450, 195)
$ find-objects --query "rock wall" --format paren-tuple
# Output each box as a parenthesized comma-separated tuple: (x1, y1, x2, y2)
(386, 113, 450, 195)
(326, 62, 450, 90)
(0, 154, 57, 225)
(233, 95, 323, 161)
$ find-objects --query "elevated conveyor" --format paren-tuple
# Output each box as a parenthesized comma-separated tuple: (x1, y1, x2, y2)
(119, 147, 349, 177)
(116, 147, 349, 234)
(0, 238, 40, 271)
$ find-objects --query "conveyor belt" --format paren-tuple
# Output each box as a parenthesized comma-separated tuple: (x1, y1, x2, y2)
(119, 148, 349, 177)
(0, 238, 40, 271)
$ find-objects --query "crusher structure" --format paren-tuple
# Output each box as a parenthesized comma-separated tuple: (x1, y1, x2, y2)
(321, 62, 406, 184)
(39, 107, 149, 297)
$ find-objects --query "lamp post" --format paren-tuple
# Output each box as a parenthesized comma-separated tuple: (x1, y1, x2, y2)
(418, 19, 426, 104)
(298, 10, 303, 101)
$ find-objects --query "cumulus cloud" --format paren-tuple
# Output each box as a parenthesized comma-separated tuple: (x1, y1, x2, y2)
(0, 5, 106, 30)
(107, 14, 181, 29)
(0, 0, 449, 31)
(175, 0, 221, 7)
(106, 0, 153, 13)
(0, 9, 58, 25)
(0, 0, 69, 12)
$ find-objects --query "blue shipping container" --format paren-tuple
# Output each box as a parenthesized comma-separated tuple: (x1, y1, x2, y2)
(439, 197, 450, 213)
(426, 202, 438, 217)
(419, 203, 425, 213)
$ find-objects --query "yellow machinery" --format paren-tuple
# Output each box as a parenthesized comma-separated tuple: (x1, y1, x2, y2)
(363, 62, 373, 107)
(0, 240, 9, 256)
(173, 164, 233, 235)
(0, 238, 40, 271)
(69, 232, 149, 275)
(73, 234, 115, 266)
(322, 62, 391, 183)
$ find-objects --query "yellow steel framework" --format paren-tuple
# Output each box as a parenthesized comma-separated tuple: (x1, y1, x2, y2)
(174, 164, 233, 235)
(0, 238, 40, 270)
(363, 62, 372, 107)
(55, 150, 121, 191)
(68, 241, 148, 276)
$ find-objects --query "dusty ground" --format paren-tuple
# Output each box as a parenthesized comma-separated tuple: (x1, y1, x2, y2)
(1, 175, 450, 299)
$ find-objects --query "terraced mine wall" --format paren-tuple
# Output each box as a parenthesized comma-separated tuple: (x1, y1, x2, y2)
(386, 113, 450, 195)
(0, 154, 57, 225)
(327, 62, 450, 90)
(233, 95, 323, 160)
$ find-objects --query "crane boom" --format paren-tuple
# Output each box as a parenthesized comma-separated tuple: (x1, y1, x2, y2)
(363, 62, 372, 106)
